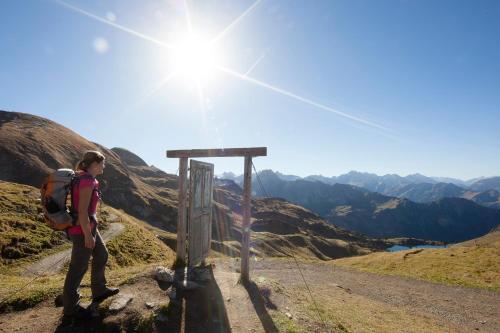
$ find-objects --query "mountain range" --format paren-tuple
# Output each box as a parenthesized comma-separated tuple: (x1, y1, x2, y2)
(220, 170, 500, 209)
(221, 170, 500, 242)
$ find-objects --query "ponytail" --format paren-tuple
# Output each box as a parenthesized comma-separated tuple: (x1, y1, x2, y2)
(75, 150, 105, 171)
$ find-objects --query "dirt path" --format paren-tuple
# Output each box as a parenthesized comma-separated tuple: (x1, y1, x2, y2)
(0, 275, 175, 333)
(1, 257, 499, 332)
(249, 258, 500, 333)
(213, 262, 274, 332)
(22, 223, 125, 277)
(0, 259, 267, 333)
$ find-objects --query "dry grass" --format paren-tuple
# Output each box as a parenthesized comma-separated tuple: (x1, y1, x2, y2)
(297, 286, 458, 333)
(0, 181, 70, 270)
(0, 181, 176, 313)
(333, 234, 500, 291)
(0, 261, 171, 313)
(269, 310, 307, 333)
(256, 275, 458, 333)
(105, 209, 175, 268)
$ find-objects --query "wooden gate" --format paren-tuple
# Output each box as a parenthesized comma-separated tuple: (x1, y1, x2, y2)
(167, 147, 267, 281)
(187, 159, 214, 266)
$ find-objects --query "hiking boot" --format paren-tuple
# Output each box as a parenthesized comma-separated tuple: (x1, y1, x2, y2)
(61, 305, 90, 326)
(92, 287, 119, 303)
(54, 293, 64, 307)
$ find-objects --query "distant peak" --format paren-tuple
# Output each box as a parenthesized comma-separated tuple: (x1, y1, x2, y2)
(111, 147, 148, 167)
(220, 171, 237, 177)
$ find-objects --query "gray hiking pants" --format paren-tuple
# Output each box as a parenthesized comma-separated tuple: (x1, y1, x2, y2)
(62, 227, 108, 315)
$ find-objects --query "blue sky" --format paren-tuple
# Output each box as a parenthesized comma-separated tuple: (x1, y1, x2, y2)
(1, 0, 499, 180)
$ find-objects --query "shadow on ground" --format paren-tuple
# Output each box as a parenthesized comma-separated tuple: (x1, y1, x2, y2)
(53, 266, 230, 332)
(160, 266, 231, 333)
(242, 279, 279, 333)
(52, 264, 281, 332)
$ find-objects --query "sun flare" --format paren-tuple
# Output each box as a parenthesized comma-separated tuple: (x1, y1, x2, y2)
(53, 0, 390, 133)
(173, 34, 220, 82)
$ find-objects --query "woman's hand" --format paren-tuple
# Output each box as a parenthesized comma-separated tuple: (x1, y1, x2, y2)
(84, 234, 96, 249)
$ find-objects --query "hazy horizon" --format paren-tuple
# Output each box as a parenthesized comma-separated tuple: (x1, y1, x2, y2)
(215, 168, 495, 183)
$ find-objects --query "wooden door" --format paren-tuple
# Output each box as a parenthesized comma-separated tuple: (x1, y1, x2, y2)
(188, 160, 214, 266)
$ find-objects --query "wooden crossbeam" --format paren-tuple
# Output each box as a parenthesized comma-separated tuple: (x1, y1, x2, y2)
(166, 147, 267, 158)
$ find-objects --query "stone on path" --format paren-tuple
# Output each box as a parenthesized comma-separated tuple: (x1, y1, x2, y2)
(166, 287, 177, 300)
(109, 294, 133, 313)
(155, 266, 174, 282)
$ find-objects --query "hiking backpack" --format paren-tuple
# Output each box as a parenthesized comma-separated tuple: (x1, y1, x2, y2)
(40, 169, 94, 230)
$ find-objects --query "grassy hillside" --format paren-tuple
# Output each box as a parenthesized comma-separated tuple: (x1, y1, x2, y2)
(105, 209, 175, 268)
(0, 181, 175, 313)
(0, 181, 69, 269)
(334, 229, 500, 291)
(0, 111, 179, 231)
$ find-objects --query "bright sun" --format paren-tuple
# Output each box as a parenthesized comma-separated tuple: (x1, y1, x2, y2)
(173, 33, 220, 82)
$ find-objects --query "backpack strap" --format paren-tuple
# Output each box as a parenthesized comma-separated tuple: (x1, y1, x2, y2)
(70, 173, 98, 224)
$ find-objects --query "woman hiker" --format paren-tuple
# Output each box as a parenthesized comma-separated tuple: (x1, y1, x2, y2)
(62, 150, 119, 320)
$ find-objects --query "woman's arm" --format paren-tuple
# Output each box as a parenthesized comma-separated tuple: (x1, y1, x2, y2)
(77, 186, 95, 249)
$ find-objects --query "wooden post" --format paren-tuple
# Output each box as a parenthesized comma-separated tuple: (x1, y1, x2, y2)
(241, 155, 253, 281)
(176, 157, 188, 265)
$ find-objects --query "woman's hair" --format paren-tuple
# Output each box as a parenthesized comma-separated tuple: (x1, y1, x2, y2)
(75, 150, 105, 171)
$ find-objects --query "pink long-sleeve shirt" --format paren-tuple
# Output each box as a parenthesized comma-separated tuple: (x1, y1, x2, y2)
(67, 171, 99, 236)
